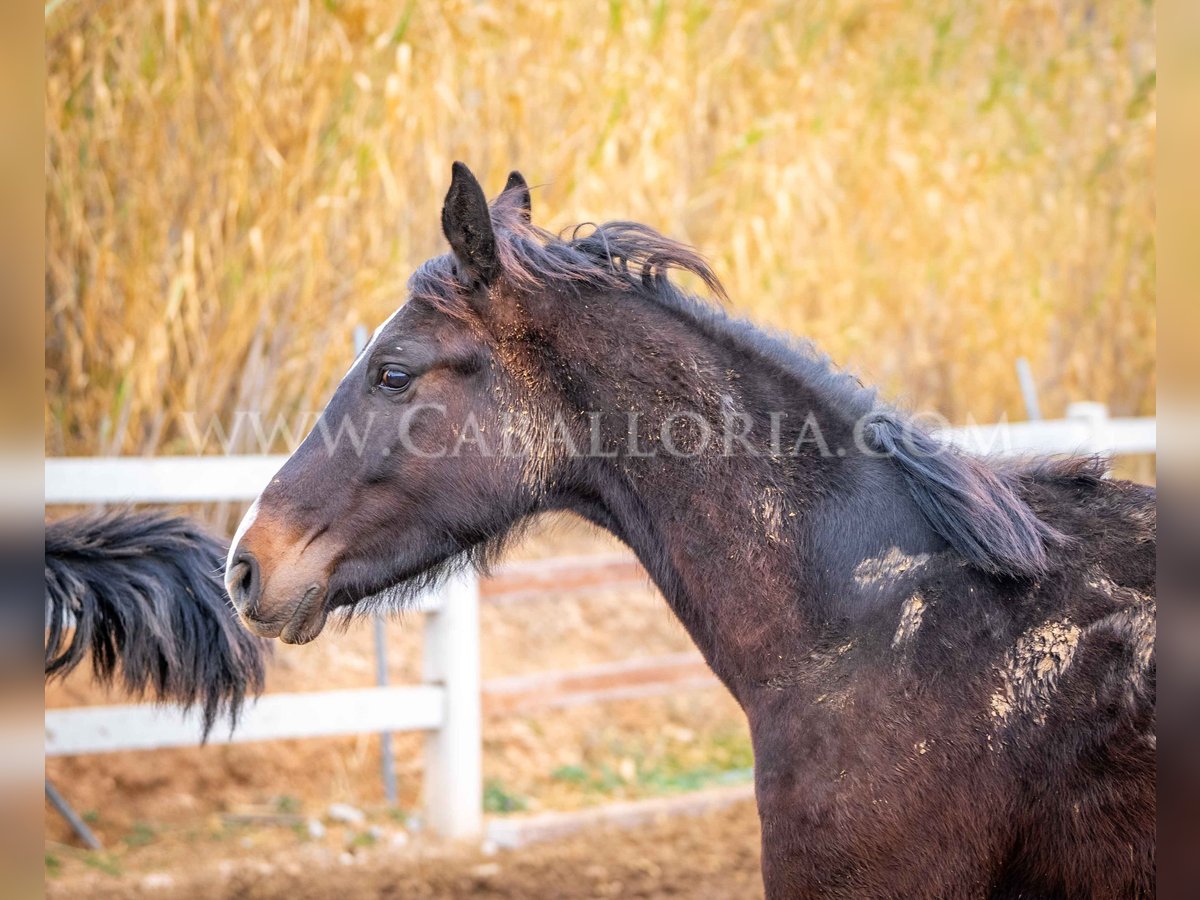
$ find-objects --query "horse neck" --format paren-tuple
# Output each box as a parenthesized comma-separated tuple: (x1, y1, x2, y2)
(545, 306, 880, 697)
(568, 459, 816, 697)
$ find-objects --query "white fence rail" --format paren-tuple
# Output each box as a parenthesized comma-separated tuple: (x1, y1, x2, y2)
(45, 685, 445, 756)
(44, 403, 1153, 839)
(940, 402, 1155, 458)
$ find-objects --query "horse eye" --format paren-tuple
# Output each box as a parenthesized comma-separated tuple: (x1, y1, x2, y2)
(378, 366, 412, 393)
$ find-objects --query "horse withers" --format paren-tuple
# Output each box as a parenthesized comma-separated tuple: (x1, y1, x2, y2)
(225, 163, 1155, 898)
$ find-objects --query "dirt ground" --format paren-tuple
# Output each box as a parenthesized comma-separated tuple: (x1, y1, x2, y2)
(45, 512, 757, 896)
(46, 796, 764, 899)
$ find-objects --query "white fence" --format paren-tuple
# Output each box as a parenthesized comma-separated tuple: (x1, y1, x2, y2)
(44, 403, 1154, 839)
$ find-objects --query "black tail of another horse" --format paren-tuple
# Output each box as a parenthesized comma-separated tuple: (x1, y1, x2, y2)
(45, 511, 268, 736)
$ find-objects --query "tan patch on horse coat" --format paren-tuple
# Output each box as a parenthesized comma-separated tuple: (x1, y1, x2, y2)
(1087, 569, 1120, 596)
(892, 592, 927, 649)
(991, 619, 1082, 729)
(853, 547, 931, 588)
(759, 489, 786, 544)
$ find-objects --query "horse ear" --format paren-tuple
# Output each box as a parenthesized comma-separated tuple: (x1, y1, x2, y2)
(441, 161, 499, 286)
(504, 170, 532, 223)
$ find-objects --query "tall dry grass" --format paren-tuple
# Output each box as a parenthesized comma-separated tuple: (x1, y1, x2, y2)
(45, 0, 1155, 457)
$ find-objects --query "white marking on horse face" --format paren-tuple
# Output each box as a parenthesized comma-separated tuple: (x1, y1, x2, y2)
(226, 495, 261, 580)
(342, 305, 404, 381)
(854, 547, 931, 588)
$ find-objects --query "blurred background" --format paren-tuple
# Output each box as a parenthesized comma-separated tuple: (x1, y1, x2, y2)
(45, 0, 1155, 457)
(42, 0, 1156, 896)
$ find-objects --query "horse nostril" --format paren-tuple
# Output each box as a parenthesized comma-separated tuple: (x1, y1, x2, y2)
(226, 550, 261, 614)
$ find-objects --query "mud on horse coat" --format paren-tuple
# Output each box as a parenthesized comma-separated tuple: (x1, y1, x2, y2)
(225, 163, 1155, 898)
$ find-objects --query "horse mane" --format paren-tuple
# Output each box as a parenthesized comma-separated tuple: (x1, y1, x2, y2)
(45, 511, 269, 736)
(861, 414, 1074, 577)
(413, 188, 1074, 581)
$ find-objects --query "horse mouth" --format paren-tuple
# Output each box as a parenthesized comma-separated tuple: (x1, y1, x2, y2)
(240, 584, 330, 645)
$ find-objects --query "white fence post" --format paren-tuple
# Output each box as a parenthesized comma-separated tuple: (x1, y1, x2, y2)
(1066, 401, 1109, 430)
(421, 569, 482, 840)
(1065, 401, 1112, 457)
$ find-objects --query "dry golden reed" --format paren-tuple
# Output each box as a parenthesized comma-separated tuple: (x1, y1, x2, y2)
(45, 0, 1155, 457)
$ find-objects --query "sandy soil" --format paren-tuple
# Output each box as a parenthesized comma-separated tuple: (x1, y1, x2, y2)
(46, 796, 763, 899)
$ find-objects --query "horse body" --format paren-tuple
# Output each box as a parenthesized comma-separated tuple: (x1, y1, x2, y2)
(745, 472, 1155, 898)
(550, 312, 1155, 896)
(226, 163, 1155, 897)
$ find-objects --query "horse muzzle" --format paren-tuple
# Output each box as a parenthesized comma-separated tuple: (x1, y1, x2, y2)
(225, 505, 338, 644)
(224, 549, 330, 644)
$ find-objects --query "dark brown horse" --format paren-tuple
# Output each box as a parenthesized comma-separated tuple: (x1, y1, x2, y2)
(225, 163, 1155, 898)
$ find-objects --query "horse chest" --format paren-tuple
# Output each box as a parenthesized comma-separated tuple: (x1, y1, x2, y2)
(746, 686, 1003, 898)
